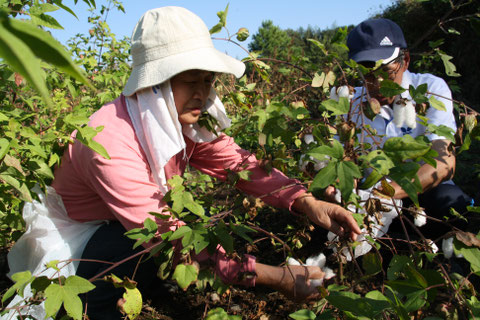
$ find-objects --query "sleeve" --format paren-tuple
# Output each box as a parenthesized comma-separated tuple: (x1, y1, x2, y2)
(188, 134, 307, 211)
(424, 76, 457, 141)
(79, 134, 258, 286)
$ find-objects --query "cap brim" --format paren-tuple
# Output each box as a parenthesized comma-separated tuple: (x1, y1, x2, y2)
(350, 47, 400, 64)
(123, 47, 245, 96)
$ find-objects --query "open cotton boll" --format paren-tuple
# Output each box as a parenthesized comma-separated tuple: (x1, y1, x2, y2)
(393, 100, 406, 128)
(287, 257, 302, 266)
(404, 100, 417, 129)
(427, 239, 439, 253)
(330, 86, 339, 102)
(337, 86, 353, 101)
(313, 156, 330, 171)
(303, 134, 315, 145)
(442, 237, 454, 259)
(309, 278, 324, 287)
(305, 253, 326, 268)
(323, 267, 336, 280)
(414, 210, 427, 227)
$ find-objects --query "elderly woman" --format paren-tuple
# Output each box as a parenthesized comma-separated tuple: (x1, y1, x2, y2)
(8, 6, 360, 319)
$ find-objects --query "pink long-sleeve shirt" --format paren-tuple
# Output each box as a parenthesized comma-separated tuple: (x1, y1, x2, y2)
(52, 95, 307, 286)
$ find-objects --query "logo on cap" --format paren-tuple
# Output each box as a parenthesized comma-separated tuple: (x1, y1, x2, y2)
(380, 36, 393, 46)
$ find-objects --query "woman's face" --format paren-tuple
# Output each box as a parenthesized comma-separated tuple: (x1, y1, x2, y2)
(171, 70, 215, 124)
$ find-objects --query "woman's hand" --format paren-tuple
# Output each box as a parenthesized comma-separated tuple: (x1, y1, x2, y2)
(293, 192, 361, 241)
(255, 263, 324, 302)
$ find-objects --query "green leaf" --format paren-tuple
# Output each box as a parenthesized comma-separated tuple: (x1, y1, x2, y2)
(383, 135, 431, 162)
(409, 84, 428, 105)
(206, 307, 242, 320)
(389, 162, 422, 206)
(379, 79, 405, 97)
(75, 125, 110, 159)
(0, 138, 10, 160)
(454, 239, 480, 272)
(216, 221, 234, 254)
(2, 271, 33, 303)
(387, 255, 412, 280)
(289, 309, 316, 319)
(172, 264, 198, 290)
(121, 287, 142, 320)
(4, 13, 93, 88)
(428, 96, 446, 111)
(308, 139, 344, 160)
(169, 225, 193, 241)
(337, 161, 362, 201)
(309, 160, 337, 192)
(360, 149, 394, 175)
(438, 52, 460, 77)
(362, 252, 382, 276)
(0, 16, 52, 106)
(320, 97, 350, 115)
(44, 276, 95, 320)
(31, 13, 63, 29)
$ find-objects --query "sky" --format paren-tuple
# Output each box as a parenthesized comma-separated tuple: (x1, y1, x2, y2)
(50, 0, 395, 60)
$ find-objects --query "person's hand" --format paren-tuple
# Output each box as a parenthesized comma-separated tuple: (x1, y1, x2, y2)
(255, 263, 324, 302)
(293, 193, 361, 241)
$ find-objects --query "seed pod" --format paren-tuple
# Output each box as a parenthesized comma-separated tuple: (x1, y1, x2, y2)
(363, 98, 381, 120)
(465, 114, 477, 133)
(337, 121, 356, 143)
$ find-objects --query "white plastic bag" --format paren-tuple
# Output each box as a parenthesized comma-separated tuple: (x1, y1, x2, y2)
(3, 186, 104, 319)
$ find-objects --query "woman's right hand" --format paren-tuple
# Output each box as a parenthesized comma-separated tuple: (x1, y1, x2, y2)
(255, 263, 324, 302)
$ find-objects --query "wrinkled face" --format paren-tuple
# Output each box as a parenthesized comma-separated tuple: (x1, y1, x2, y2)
(361, 52, 410, 105)
(171, 70, 215, 124)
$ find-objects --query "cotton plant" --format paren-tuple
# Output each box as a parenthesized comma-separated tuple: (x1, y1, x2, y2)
(287, 253, 336, 287)
(298, 154, 330, 172)
(327, 184, 401, 261)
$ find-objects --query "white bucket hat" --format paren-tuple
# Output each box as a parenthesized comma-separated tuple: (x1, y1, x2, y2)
(123, 6, 245, 96)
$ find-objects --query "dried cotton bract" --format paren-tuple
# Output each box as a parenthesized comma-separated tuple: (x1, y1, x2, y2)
(328, 183, 401, 261)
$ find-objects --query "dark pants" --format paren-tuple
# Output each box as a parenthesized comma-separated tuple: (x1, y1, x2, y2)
(76, 221, 163, 320)
(393, 183, 474, 239)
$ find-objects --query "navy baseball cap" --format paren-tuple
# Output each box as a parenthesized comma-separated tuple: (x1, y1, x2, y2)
(347, 18, 407, 64)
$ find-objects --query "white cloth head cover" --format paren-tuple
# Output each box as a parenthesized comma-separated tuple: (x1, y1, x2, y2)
(125, 81, 231, 194)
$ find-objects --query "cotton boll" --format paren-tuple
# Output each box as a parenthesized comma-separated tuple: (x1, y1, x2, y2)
(305, 253, 326, 268)
(427, 239, 439, 253)
(323, 267, 336, 280)
(414, 210, 427, 227)
(309, 278, 324, 287)
(442, 237, 454, 259)
(298, 154, 308, 172)
(393, 100, 406, 128)
(287, 257, 301, 266)
(303, 134, 315, 145)
(404, 100, 417, 129)
(337, 86, 352, 102)
(330, 86, 339, 101)
(313, 156, 330, 171)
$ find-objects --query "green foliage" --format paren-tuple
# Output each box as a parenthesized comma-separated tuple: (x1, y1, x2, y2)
(1, 0, 480, 319)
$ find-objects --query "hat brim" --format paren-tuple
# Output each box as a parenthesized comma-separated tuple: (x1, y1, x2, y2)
(123, 47, 245, 96)
(350, 47, 400, 64)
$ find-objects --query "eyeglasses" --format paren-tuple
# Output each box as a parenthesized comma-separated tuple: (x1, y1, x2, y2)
(359, 54, 405, 80)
